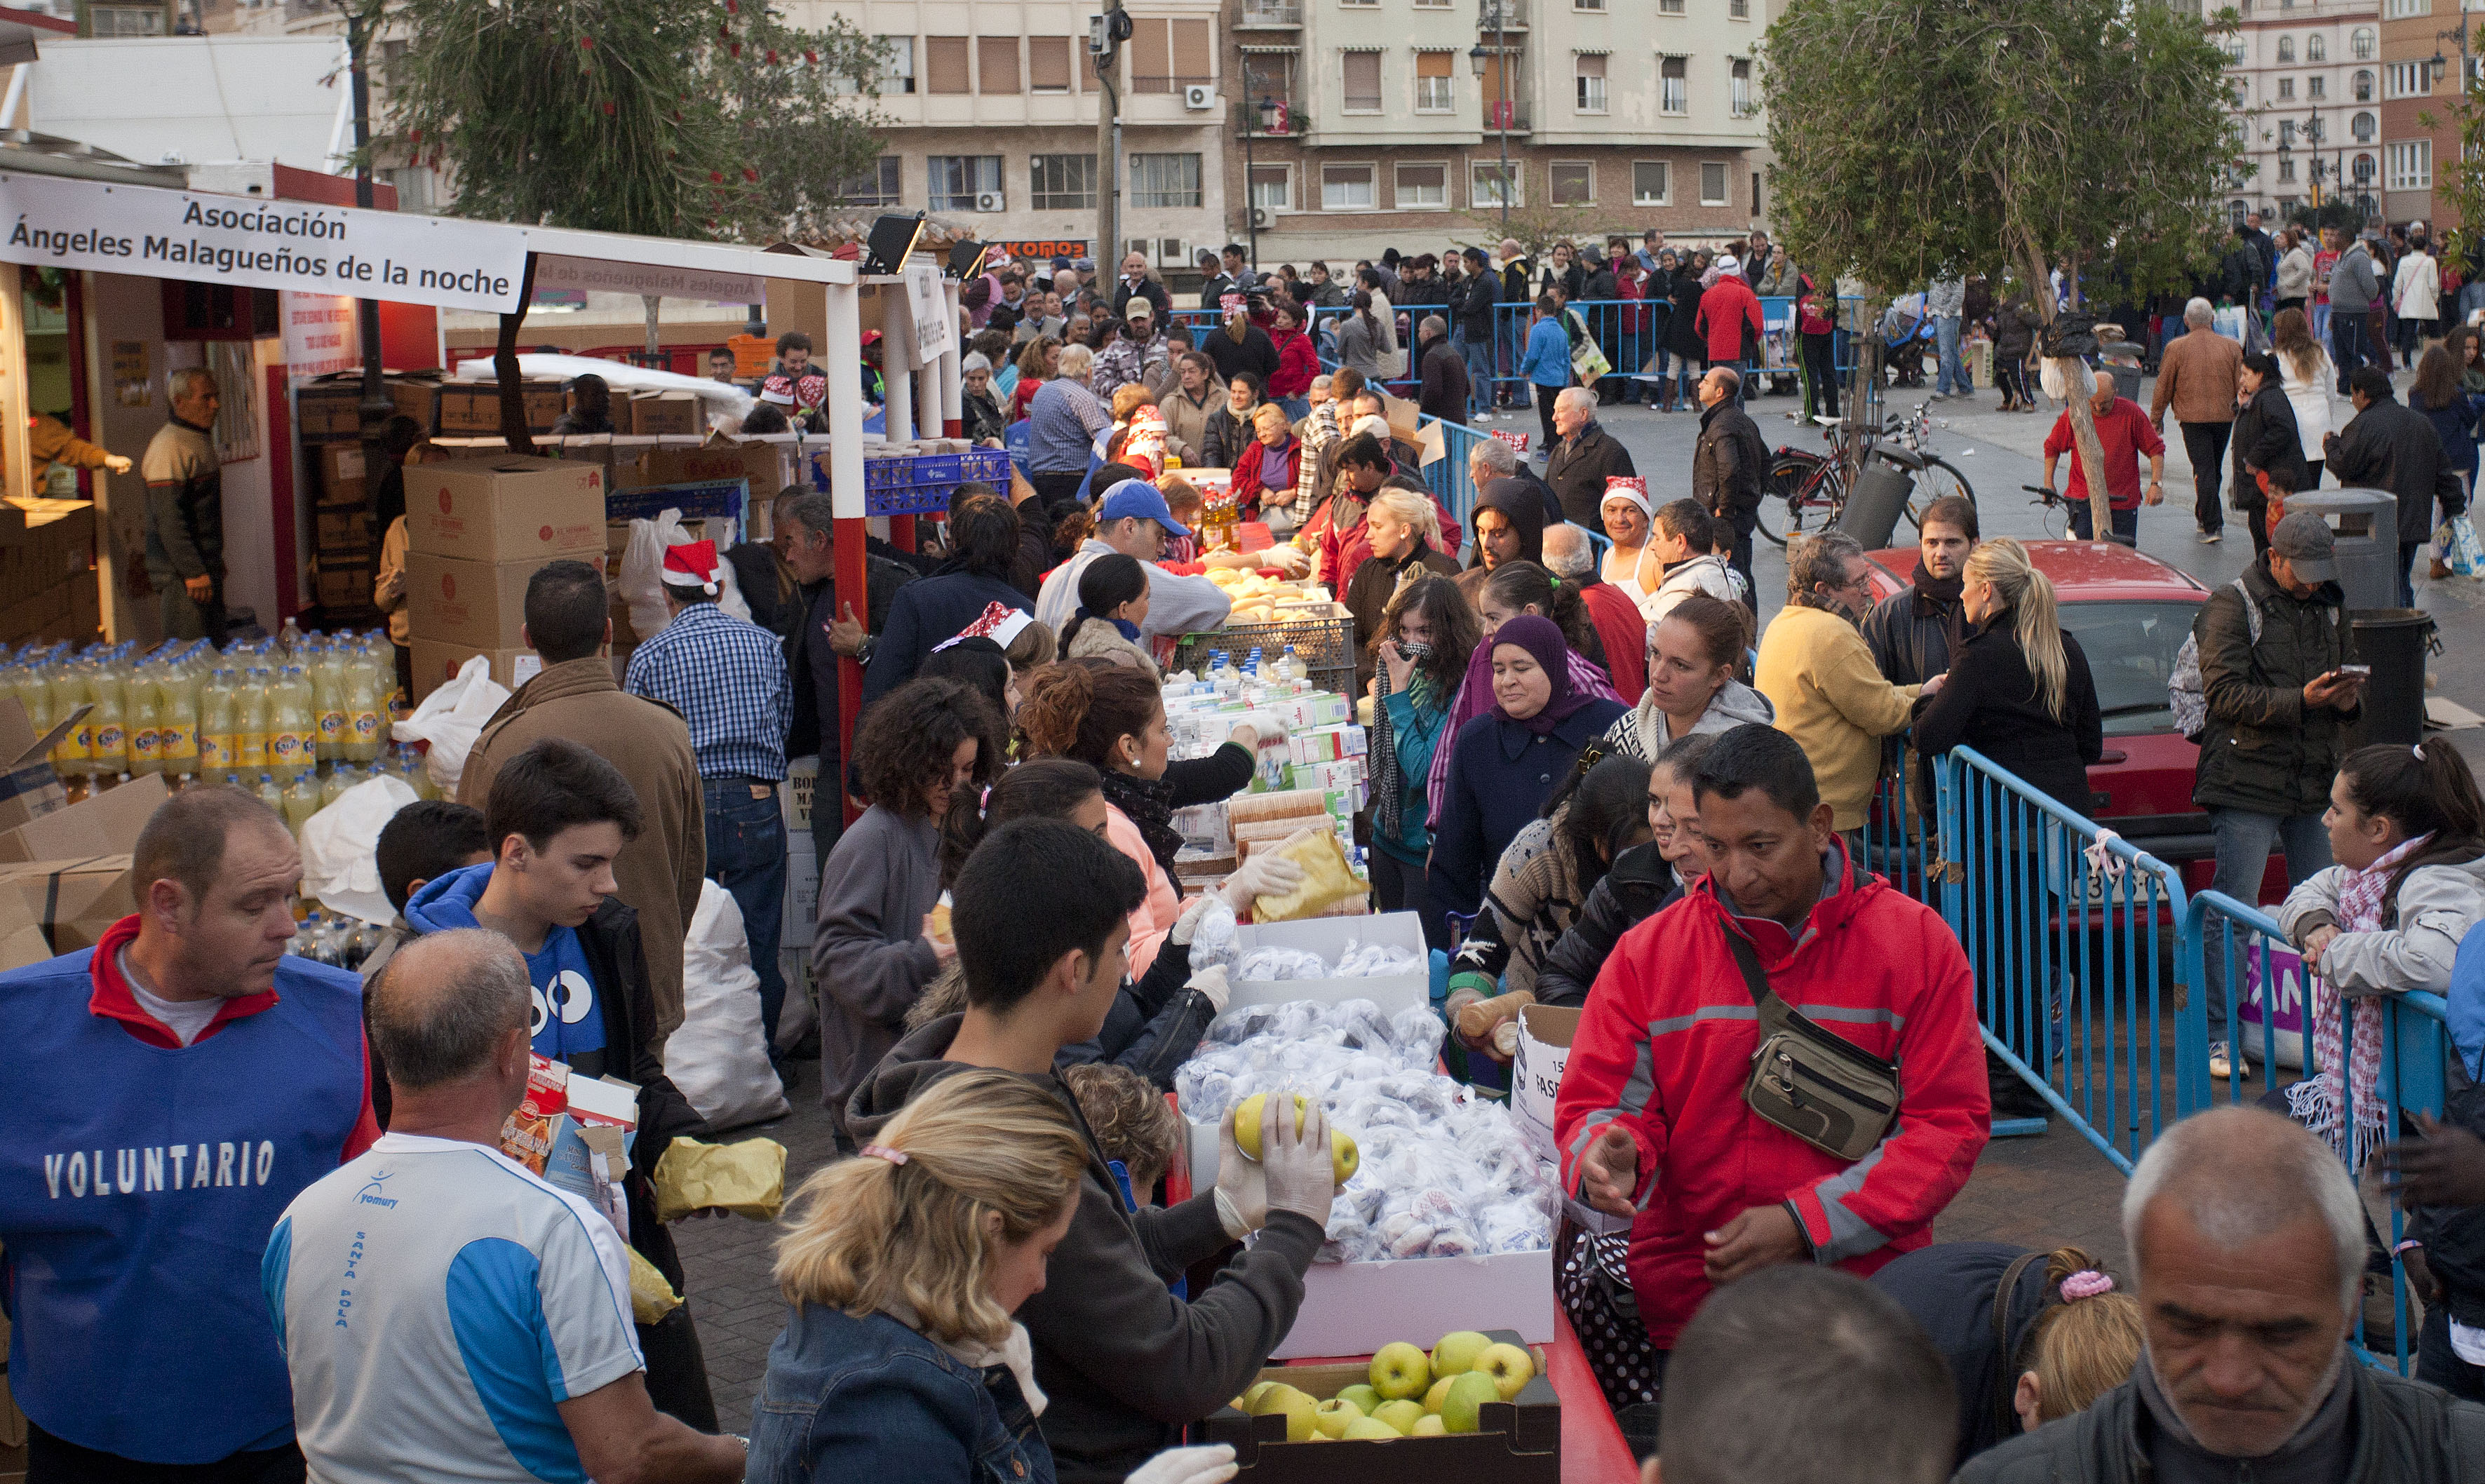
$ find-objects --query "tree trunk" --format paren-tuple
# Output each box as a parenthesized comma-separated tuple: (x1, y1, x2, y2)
(494, 252, 539, 458)
(2014, 228, 2114, 539)
(642, 294, 663, 358)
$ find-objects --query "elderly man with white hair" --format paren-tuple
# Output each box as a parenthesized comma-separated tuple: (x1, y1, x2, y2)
(1467, 426, 1565, 527)
(1959, 1105, 2485, 1483)
(2150, 295, 2245, 544)
(1544, 384, 1637, 532)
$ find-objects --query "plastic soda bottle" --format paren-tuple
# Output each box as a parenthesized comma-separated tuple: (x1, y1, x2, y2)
(88, 655, 127, 782)
(255, 772, 283, 814)
(235, 668, 271, 776)
(128, 662, 161, 776)
(271, 666, 316, 779)
(344, 663, 382, 764)
(156, 661, 197, 780)
(199, 668, 238, 786)
(321, 762, 357, 807)
(311, 644, 346, 762)
(282, 770, 321, 836)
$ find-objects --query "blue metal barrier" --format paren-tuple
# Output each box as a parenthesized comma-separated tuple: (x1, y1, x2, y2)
(1936, 746, 2191, 1174)
(1422, 415, 1488, 537)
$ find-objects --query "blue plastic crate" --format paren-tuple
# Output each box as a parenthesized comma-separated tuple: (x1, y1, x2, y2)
(865, 483, 949, 517)
(912, 452, 964, 486)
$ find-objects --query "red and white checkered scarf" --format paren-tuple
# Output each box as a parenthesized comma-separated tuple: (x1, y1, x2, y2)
(2288, 831, 2431, 1168)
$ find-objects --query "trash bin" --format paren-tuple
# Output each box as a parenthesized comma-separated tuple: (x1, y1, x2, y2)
(2285, 488, 2399, 614)
(2350, 609, 2436, 748)
(2104, 363, 2142, 404)
(1838, 461, 1915, 551)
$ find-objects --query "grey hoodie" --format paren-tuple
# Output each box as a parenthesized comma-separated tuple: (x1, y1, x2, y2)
(845, 1016, 1324, 1484)
(1604, 675, 1778, 762)
(2329, 243, 2380, 314)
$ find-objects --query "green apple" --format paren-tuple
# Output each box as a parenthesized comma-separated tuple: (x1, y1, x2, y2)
(1476, 1342, 1536, 1401)
(1341, 1417, 1403, 1441)
(1314, 1398, 1363, 1438)
(1232, 1092, 1361, 1184)
(1422, 1375, 1456, 1415)
(1335, 1383, 1382, 1414)
(1239, 1381, 1279, 1413)
(1368, 1340, 1432, 1401)
(1430, 1330, 1493, 1378)
(1259, 1385, 1319, 1443)
(1410, 1415, 1448, 1436)
(1371, 1399, 1426, 1436)
(1439, 1372, 1500, 1434)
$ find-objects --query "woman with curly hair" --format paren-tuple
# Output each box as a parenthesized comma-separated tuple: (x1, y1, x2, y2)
(816, 677, 1009, 1140)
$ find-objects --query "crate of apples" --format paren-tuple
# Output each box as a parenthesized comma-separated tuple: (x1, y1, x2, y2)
(1204, 1329, 1558, 1482)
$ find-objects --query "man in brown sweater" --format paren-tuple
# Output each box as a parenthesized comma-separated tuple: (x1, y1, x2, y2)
(2150, 296, 2245, 544)
(457, 559, 705, 1052)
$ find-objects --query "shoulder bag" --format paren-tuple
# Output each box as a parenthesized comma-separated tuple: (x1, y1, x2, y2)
(1725, 929, 1902, 1162)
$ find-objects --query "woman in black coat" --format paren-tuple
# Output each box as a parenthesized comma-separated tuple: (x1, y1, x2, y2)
(2232, 349, 2310, 558)
(1666, 257, 1710, 410)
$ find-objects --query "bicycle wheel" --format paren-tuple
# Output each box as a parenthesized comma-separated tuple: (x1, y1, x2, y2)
(1900, 456, 1977, 533)
(1759, 453, 1821, 548)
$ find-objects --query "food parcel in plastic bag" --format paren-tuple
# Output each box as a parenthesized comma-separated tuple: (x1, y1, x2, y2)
(299, 774, 422, 925)
(664, 879, 788, 1130)
(619, 509, 753, 643)
(389, 654, 511, 797)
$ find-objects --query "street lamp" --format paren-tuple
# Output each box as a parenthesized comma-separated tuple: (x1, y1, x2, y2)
(1469, 38, 1508, 233)
(1243, 93, 1281, 272)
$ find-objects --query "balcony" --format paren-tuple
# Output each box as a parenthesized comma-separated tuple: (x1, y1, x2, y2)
(1480, 0, 1528, 29)
(1238, 1, 1303, 25)
(1238, 97, 1311, 135)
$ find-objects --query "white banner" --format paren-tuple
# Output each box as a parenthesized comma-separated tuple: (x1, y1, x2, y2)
(281, 292, 360, 379)
(900, 263, 953, 370)
(0, 172, 530, 313)
(531, 252, 765, 304)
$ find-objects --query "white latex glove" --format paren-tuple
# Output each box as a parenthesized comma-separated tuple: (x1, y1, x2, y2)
(1236, 708, 1287, 743)
(1258, 1089, 1340, 1228)
(1222, 851, 1306, 910)
(1170, 894, 1211, 946)
(1213, 1103, 1270, 1238)
(1263, 544, 1310, 576)
(1187, 962, 1232, 1013)
(1126, 1446, 1239, 1484)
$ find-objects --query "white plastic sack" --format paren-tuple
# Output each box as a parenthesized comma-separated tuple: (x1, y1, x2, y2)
(389, 654, 512, 797)
(667, 879, 788, 1130)
(619, 509, 754, 644)
(299, 774, 422, 926)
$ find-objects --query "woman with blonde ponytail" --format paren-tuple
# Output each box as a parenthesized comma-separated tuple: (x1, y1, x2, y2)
(1911, 538, 2103, 818)
(750, 1069, 1087, 1482)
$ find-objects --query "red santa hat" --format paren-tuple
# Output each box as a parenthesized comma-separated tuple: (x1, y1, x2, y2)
(661, 539, 724, 596)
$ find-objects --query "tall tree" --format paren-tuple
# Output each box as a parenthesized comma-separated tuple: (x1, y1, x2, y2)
(1765, 0, 2234, 533)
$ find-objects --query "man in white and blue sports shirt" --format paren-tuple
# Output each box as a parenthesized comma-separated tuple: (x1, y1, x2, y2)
(265, 929, 745, 1484)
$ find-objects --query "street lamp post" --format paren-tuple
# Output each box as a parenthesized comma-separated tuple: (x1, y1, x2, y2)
(1244, 94, 1279, 271)
(1469, 39, 1507, 234)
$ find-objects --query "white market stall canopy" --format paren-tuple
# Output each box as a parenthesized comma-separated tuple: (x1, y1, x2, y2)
(26, 38, 349, 171)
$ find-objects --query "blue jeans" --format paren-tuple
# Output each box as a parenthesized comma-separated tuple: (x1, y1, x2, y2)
(1462, 337, 1495, 416)
(2068, 501, 2139, 546)
(704, 778, 788, 1048)
(1936, 314, 1966, 394)
(1277, 396, 1309, 421)
(2203, 807, 2331, 1038)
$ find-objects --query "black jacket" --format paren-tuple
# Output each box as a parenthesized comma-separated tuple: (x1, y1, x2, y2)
(1955, 1358, 2485, 1484)
(1911, 616, 2105, 816)
(1533, 840, 1678, 1009)
(2232, 382, 2310, 509)
(1450, 269, 1501, 343)
(1420, 335, 1472, 423)
(1204, 323, 1280, 387)
(1197, 271, 1236, 313)
(847, 1018, 1324, 1484)
(1694, 397, 1771, 529)
(1112, 276, 1174, 323)
(1345, 540, 1460, 692)
(1541, 261, 1586, 303)
(1669, 276, 1709, 360)
(1869, 1242, 2054, 1471)
(1056, 943, 1217, 1091)
(2193, 558, 2358, 817)
(2329, 394, 2465, 544)
(793, 555, 918, 758)
(1861, 575, 1967, 688)
(1545, 421, 1638, 530)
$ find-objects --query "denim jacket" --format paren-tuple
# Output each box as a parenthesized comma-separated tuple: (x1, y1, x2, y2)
(747, 1304, 1055, 1484)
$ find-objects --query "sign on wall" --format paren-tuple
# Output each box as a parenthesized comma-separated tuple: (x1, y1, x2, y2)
(281, 293, 360, 380)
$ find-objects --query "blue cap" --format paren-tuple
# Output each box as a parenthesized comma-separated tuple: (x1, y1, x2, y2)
(1098, 478, 1191, 538)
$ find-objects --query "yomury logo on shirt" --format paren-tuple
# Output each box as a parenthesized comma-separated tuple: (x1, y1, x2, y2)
(41, 1138, 281, 1198)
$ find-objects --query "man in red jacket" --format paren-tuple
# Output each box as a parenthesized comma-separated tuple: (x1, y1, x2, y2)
(1556, 724, 1988, 1355)
(1695, 257, 1766, 407)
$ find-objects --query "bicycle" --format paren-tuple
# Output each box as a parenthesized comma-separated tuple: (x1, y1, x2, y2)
(2025, 483, 2077, 539)
(1758, 399, 1976, 547)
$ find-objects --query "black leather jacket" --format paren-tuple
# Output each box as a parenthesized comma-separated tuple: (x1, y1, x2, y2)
(1533, 840, 1680, 1009)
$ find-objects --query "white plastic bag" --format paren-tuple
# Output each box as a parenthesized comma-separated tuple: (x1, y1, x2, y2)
(389, 654, 511, 797)
(666, 879, 788, 1130)
(619, 509, 755, 644)
(299, 774, 422, 925)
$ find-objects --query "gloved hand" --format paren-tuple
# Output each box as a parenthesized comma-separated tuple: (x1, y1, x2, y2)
(1222, 851, 1307, 910)
(1187, 962, 1232, 1013)
(1171, 894, 1212, 946)
(1258, 1088, 1340, 1228)
(1213, 1104, 1270, 1239)
(1235, 708, 1287, 744)
(1126, 1445, 1239, 1484)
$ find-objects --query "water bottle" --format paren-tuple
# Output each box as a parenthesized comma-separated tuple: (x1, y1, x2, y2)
(310, 643, 346, 762)
(1279, 645, 1304, 684)
(276, 616, 303, 656)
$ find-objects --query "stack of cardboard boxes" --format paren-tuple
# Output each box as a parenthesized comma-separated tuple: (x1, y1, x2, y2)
(309, 444, 375, 616)
(0, 497, 100, 646)
(402, 456, 610, 700)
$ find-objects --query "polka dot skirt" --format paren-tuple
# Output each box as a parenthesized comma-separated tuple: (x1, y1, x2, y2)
(1555, 1220, 1663, 1410)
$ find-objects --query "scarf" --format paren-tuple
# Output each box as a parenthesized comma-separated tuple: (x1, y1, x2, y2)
(1075, 607, 1142, 642)
(1098, 768, 1183, 880)
(1424, 634, 1620, 827)
(1911, 561, 1968, 667)
(877, 1303, 1049, 1419)
(1490, 615, 1598, 737)
(2287, 832, 2430, 1168)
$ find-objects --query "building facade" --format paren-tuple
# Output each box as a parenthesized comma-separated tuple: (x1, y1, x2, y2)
(2218, 0, 2384, 226)
(1230, 0, 1771, 265)
(2375, 0, 2474, 231)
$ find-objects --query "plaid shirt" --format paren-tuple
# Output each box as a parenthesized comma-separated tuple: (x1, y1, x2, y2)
(624, 600, 790, 782)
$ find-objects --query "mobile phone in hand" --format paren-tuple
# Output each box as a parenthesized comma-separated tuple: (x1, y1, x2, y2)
(2339, 664, 2372, 679)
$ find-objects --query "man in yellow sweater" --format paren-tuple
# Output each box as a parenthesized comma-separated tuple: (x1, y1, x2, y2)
(1754, 530, 1922, 848)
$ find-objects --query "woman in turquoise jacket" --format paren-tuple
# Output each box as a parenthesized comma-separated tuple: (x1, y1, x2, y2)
(1368, 574, 1482, 948)
(1520, 293, 1574, 447)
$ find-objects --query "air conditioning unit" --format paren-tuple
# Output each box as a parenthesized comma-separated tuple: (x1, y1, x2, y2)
(1156, 238, 1190, 268)
(974, 191, 1006, 213)
(1183, 83, 1218, 110)
(1251, 206, 1273, 229)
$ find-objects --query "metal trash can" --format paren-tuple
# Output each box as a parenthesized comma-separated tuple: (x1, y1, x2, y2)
(1838, 460, 1915, 551)
(2350, 609, 2436, 748)
(2285, 488, 2399, 614)
(2101, 346, 2145, 405)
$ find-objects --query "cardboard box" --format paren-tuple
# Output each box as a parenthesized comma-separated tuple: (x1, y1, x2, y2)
(408, 639, 545, 701)
(388, 376, 441, 433)
(617, 440, 791, 496)
(316, 443, 368, 510)
(1227, 911, 1429, 1015)
(628, 391, 702, 436)
(294, 382, 363, 440)
(67, 576, 98, 640)
(779, 756, 818, 833)
(316, 510, 374, 552)
(314, 565, 372, 612)
(0, 854, 133, 972)
(0, 581, 72, 645)
(0, 496, 96, 555)
(1511, 1004, 1579, 1166)
(781, 828, 818, 950)
(436, 378, 566, 436)
(1204, 1328, 1559, 1479)
(0, 697, 81, 837)
(0, 772, 165, 864)
(406, 456, 609, 562)
(408, 550, 600, 650)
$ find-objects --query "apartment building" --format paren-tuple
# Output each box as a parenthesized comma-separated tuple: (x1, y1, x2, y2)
(2218, 0, 2383, 225)
(1230, 0, 1772, 264)
(2374, 0, 2474, 230)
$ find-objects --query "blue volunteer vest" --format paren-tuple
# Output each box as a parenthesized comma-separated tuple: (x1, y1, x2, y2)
(0, 947, 368, 1463)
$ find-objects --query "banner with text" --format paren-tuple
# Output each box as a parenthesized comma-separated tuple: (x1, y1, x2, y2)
(532, 253, 765, 304)
(281, 292, 361, 379)
(0, 173, 530, 313)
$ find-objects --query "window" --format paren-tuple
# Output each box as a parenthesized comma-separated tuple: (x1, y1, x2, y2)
(2279, 155, 2297, 182)
(1577, 0, 1602, 12)
(1030, 36, 1074, 91)
(1417, 50, 1455, 111)
(926, 36, 971, 94)
(2389, 138, 2432, 188)
(2387, 60, 2427, 97)
(2353, 109, 2377, 141)
(2355, 69, 2373, 100)
(1730, 0, 1747, 16)
(879, 36, 915, 93)
(1700, 160, 1728, 205)
(2386, 0, 2429, 15)
(1243, 50, 1298, 107)
(1659, 0, 1682, 13)
(1575, 53, 1607, 112)
(2308, 32, 2325, 61)
(1130, 18, 1214, 92)
(1321, 163, 1376, 209)
(2351, 26, 2375, 58)
(979, 37, 1021, 93)
(1396, 163, 1448, 207)
(927, 154, 1002, 210)
(1633, 160, 1669, 205)
(1129, 152, 1203, 207)
(1477, 48, 1514, 118)
(1732, 58, 1752, 114)
(1660, 55, 1687, 112)
(1031, 154, 1096, 208)
(2276, 35, 2294, 62)
(87, 5, 163, 34)
(1472, 160, 1522, 207)
(2354, 151, 2376, 184)
(1549, 161, 1594, 204)
(1342, 50, 1382, 110)
(838, 156, 903, 205)
(1251, 164, 1292, 210)
(2277, 76, 2294, 98)
(2310, 74, 2325, 97)
(2057, 603, 2200, 736)
(2279, 119, 2296, 145)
